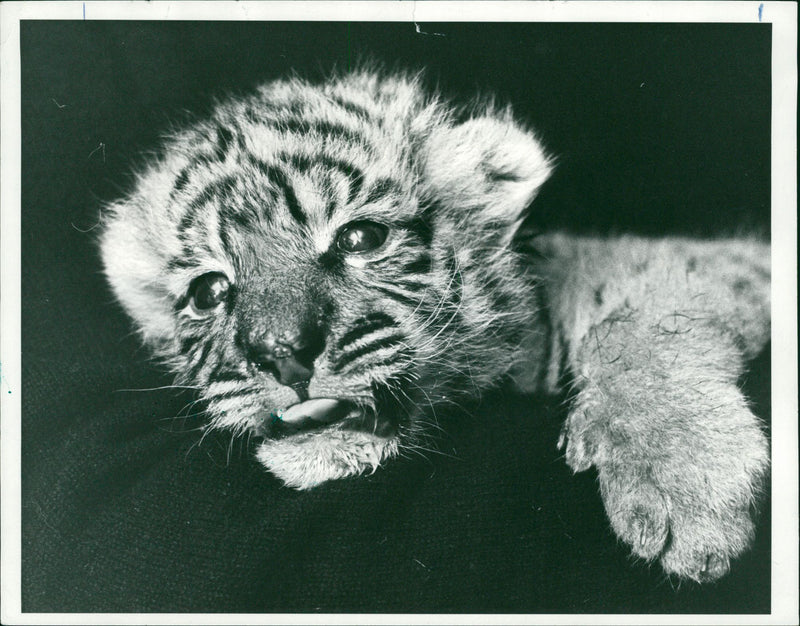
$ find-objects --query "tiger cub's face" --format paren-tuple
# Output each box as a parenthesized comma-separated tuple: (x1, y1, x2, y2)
(101, 71, 552, 488)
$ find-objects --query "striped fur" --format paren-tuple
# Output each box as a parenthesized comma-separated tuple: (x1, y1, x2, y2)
(101, 69, 553, 489)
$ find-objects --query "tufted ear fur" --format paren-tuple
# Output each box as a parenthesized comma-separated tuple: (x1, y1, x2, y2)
(418, 113, 553, 244)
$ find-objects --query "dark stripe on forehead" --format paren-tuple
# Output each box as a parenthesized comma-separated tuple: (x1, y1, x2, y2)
(329, 95, 374, 119)
(344, 164, 365, 205)
(278, 117, 370, 146)
(218, 207, 262, 258)
(168, 236, 215, 275)
(285, 152, 364, 180)
(279, 152, 366, 207)
(172, 169, 190, 196)
(364, 177, 403, 205)
(245, 105, 263, 123)
(170, 123, 239, 200)
(167, 256, 202, 274)
(249, 155, 277, 180)
(220, 203, 260, 230)
(191, 176, 237, 209)
(278, 174, 306, 226)
(250, 158, 308, 226)
(170, 153, 213, 201)
(214, 125, 235, 161)
(178, 175, 238, 235)
(324, 197, 339, 220)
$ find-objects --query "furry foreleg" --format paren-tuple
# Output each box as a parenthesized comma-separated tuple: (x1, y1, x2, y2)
(560, 308, 769, 581)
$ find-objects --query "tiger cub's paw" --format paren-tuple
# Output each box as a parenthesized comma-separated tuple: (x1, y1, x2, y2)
(560, 384, 769, 581)
(597, 461, 759, 582)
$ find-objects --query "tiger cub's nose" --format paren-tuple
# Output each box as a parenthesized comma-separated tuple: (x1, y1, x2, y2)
(244, 326, 326, 392)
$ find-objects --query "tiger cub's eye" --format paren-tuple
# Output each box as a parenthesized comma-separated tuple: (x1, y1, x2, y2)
(189, 272, 231, 313)
(336, 221, 389, 254)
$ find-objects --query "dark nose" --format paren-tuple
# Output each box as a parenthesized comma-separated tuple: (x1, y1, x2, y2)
(243, 325, 326, 391)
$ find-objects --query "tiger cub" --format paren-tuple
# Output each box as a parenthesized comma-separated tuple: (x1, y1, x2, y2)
(101, 70, 770, 582)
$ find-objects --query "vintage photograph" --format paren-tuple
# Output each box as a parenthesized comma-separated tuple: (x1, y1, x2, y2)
(2, 3, 796, 621)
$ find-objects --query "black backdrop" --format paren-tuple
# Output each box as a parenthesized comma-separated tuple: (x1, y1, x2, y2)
(20, 21, 771, 613)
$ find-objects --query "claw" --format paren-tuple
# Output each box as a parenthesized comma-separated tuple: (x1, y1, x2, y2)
(696, 553, 729, 582)
(557, 424, 568, 449)
(639, 519, 649, 548)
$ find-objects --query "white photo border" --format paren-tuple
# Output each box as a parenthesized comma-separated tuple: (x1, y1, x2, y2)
(1, 2, 796, 624)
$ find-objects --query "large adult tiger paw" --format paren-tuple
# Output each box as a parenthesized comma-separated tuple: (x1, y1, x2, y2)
(559, 380, 769, 582)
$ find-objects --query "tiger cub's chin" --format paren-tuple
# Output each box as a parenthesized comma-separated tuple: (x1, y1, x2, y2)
(251, 395, 402, 489)
(255, 428, 401, 490)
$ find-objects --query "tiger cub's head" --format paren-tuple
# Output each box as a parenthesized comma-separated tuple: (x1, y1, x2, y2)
(101, 70, 552, 489)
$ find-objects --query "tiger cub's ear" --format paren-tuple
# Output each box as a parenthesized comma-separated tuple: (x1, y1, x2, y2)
(419, 114, 553, 241)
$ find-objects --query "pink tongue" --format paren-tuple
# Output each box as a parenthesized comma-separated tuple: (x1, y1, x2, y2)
(280, 398, 343, 425)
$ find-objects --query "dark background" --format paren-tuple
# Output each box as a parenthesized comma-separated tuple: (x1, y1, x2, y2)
(21, 21, 771, 613)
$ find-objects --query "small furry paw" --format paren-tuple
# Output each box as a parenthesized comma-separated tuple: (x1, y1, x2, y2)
(594, 461, 758, 582)
(560, 381, 768, 582)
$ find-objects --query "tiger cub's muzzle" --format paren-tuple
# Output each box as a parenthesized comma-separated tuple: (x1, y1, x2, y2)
(239, 324, 326, 396)
(235, 307, 402, 441)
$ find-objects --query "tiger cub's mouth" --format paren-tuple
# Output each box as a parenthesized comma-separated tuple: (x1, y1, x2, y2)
(264, 398, 395, 440)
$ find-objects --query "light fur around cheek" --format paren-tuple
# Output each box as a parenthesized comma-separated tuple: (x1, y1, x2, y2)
(100, 204, 179, 346)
